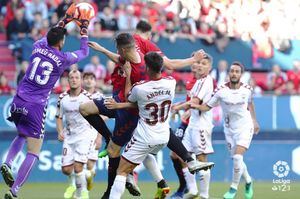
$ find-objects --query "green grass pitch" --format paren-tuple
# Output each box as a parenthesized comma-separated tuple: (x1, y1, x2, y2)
(1, 182, 299, 199)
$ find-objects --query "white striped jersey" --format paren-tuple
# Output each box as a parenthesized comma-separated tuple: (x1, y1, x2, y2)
(207, 82, 253, 132)
(189, 75, 214, 130)
(56, 90, 97, 143)
(128, 76, 176, 145)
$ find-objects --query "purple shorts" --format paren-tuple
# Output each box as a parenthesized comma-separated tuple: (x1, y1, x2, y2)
(9, 96, 47, 139)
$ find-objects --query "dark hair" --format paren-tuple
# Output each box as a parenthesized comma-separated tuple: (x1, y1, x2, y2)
(47, 27, 66, 47)
(231, 61, 244, 73)
(115, 32, 135, 48)
(136, 20, 152, 33)
(83, 72, 96, 79)
(144, 52, 164, 73)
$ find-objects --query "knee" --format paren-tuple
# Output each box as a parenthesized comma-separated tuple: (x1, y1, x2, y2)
(74, 163, 84, 173)
(232, 154, 243, 167)
(62, 166, 73, 175)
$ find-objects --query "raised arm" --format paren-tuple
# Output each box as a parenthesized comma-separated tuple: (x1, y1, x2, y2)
(88, 41, 119, 63)
(163, 49, 206, 70)
(123, 61, 132, 100)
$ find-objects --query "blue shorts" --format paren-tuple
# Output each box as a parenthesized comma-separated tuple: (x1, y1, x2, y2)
(174, 122, 188, 140)
(93, 96, 139, 147)
(8, 96, 46, 139)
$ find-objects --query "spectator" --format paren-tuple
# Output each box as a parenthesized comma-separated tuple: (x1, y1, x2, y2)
(275, 81, 297, 96)
(249, 78, 263, 97)
(90, 20, 114, 38)
(32, 12, 43, 30)
(3, 0, 25, 29)
(53, 75, 69, 94)
(7, 8, 29, 41)
(17, 60, 29, 85)
(117, 5, 138, 30)
(214, 22, 230, 52)
(267, 64, 287, 92)
(84, 55, 107, 81)
(56, 0, 72, 19)
(99, 6, 118, 31)
(287, 60, 300, 93)
(0, 73, 14, 95)
(210, 59, 228, 86)
(25, 0, 48, 23)
(197, 22, 215, 45)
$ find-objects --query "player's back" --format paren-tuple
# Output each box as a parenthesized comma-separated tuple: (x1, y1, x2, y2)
(17, 38, 73, 105)
(129, 77, 176, 145)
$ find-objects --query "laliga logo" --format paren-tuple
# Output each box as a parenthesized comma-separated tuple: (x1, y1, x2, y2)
(273, 160, 290, 178)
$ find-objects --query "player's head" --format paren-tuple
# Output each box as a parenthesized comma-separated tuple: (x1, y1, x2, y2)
(68, 69, 81, 89)
(115, 33, 136, 58)
(136, 20, 152, 39)
(196, 54, 213, 77)
(191, 52, 200, 76)
(229, 61, 244, 84)
(83, 72, 96, 91)
(47, 26, 67, 50)
(144, 52, 163, 76)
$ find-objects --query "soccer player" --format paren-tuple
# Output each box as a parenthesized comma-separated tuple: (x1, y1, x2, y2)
(80, 33, 147, 198)
(106, 52, 176, 199)
(82, 72, 105, 191)
(169, 58, 201, 198)
(0, 4, 90, 199)
(190, 62, 260, 199)
(173, 55, 214, 199)
(56, 70, 97, 199)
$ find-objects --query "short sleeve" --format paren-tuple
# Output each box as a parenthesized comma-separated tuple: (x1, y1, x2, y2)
(127, 86, 138, 103)
(191, 78, 213, 100)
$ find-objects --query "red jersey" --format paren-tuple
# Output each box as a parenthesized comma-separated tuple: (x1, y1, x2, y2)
(111, 52, 147, 102)
(185, 77, 197, 101)
(133, 34, 164, 56)
(287, 70, 300, 90)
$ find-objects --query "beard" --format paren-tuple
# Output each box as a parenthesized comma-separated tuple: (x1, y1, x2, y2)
(230, 78, 240, 84)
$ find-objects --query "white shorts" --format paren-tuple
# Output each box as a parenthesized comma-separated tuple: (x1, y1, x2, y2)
(182, 126, 214, 155)
(61, 137, 95, 167)
(224, 127, 254, 156)
(122, 136, 167, 165)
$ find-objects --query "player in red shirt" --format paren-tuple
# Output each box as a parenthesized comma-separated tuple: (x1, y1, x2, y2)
(79, 33, 146, 198)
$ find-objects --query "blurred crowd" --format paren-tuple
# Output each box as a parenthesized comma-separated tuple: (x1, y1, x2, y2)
(0, 0, 300, 95)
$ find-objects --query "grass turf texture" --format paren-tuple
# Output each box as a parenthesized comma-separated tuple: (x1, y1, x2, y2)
(0, 182, 299, 199)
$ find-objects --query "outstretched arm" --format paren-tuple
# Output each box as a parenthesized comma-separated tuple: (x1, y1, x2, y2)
(104, 98, 137, 109)
(88, 41, 119, 63)
(163, 49, 206, 70)
(190, 102, 211, 112)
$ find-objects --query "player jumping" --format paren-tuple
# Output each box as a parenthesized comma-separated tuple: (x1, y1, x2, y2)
(0, 4, 90, 199)
(105, 52, 176, 199)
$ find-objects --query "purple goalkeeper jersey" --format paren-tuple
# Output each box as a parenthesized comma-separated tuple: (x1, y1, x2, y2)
(16, 36, 89, 105)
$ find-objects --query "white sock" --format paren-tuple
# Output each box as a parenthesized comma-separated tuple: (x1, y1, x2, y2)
(143, 154, 163, 182)
(242, 161, 252, 183)
(109, 175, 126, 199)
(182, 167, 198, 195)
(198, 169, 211, 199)
(68, 172, 76, 187)
(231, 154, 244, 190)
(75, 171, 87, 197)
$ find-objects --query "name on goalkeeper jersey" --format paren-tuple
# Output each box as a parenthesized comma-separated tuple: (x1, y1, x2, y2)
(32, 48, 62, 67)
(147, 90, 171, 100)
